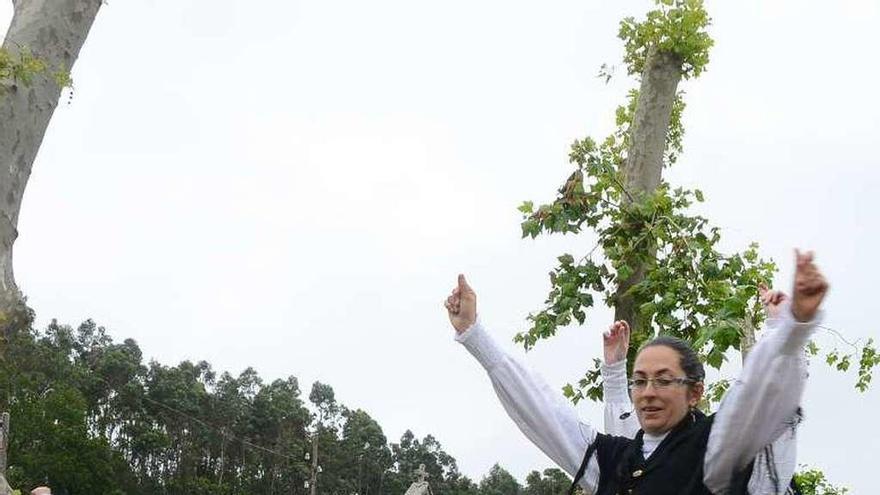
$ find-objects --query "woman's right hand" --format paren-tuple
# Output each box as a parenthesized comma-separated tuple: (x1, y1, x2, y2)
(445, 274, 477, 334)
(758, 283, 788, 319)
(603, 320, 631, 365)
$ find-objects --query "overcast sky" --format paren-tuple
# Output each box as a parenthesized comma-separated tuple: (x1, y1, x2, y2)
(3, 0, 879, 491)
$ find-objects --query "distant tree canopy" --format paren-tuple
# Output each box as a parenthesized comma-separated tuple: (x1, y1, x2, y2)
(0, 307, 569, 494)
(524, 468, 572, 495)
(479, 464, 523, 495)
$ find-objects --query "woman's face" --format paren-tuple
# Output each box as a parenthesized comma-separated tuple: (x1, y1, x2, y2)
(631, 345, 703, 435)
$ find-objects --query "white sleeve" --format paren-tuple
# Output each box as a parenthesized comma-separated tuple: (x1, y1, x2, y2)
(747, 420, 800, 495)
(703, 304, 818, 493)
(746, 319, 806, 495)
(456, 319, 601, 493)
(602, 360, 639, 438)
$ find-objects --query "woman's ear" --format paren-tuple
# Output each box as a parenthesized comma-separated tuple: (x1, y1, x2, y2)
(688, 381, 705, 407)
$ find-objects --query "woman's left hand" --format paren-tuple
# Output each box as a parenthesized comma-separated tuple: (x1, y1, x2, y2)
(791, 250, 829, 323)
(603, 320, 630, 364)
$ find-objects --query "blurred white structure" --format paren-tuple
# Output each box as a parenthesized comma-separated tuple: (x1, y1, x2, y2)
(403, 464, 432, 495)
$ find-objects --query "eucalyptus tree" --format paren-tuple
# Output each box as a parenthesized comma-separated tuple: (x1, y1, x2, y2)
(1, 0, 103, 334)
(0, 316, 132, 494)
(524, 468, 571, 495)
(478, 464, 522, 495)
(338, 408, 393, 495)
(3, 314, 533, 493)
(386, 430, 478, 495)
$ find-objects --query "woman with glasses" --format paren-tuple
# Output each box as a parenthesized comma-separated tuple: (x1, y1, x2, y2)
(444, 251, 827, 494)
(601, 299, 801, 495)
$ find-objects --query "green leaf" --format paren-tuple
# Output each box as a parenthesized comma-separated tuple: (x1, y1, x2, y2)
(826, 351, 839, 366)
(706, 348, 724, 369)
(518, 201, 534, 214)
(521, 219, 540, 238)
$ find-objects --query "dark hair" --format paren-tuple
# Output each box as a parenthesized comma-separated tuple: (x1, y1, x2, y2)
(640, 336, 705, 383)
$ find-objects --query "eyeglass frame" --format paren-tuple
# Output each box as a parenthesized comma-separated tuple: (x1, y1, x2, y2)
(627, 376, 696, 391)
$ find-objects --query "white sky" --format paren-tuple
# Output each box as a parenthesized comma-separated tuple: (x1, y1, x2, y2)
(3, 0, 879, 491)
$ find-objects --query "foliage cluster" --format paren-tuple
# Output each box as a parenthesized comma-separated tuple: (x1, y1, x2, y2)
(619, 0, 714, 79)
(0, 312, 568, 494)
(792, 468, 850, 495)
(516, 89, 776, 406)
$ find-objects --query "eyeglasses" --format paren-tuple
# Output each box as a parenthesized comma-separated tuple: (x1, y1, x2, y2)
(628, 377, 694, 391)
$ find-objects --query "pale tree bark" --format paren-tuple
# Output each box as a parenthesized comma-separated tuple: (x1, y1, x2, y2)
(613, 49, 683, 332)
(739, 313, 756, 361)
(0, 0, 102, 334)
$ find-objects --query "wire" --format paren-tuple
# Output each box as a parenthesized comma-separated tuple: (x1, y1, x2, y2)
(814, 324, 862, 352)
(89, 373, 304, 463)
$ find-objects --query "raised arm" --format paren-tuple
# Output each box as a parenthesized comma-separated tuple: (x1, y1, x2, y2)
(445, 275, 602, 493)
(704, 251, 828, 493)
(741, 286, 803, 494)
(602, 320, 639, 438)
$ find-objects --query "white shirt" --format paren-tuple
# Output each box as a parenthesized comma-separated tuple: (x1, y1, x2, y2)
(456, 304, 817, 494)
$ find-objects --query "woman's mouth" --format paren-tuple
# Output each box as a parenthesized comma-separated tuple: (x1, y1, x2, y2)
(641, 406, 663, 415)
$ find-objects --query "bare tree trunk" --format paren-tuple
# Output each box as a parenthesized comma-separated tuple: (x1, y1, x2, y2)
(0, 0, 103, 327)
(739, 312, 757, 361)
(218, 432, 226, 486)
(613, 49, 683, 332)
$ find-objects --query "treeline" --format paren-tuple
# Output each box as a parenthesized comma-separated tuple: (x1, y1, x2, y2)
(0, 312, 571, 494)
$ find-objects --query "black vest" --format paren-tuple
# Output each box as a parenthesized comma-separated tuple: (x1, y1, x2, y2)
(569, 411, 754, 495)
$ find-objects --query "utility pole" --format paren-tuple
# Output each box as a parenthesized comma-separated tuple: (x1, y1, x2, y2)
(309, 431, 318, 495)
(0, 412, 10, 495)
(0, 412, 9, 479)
